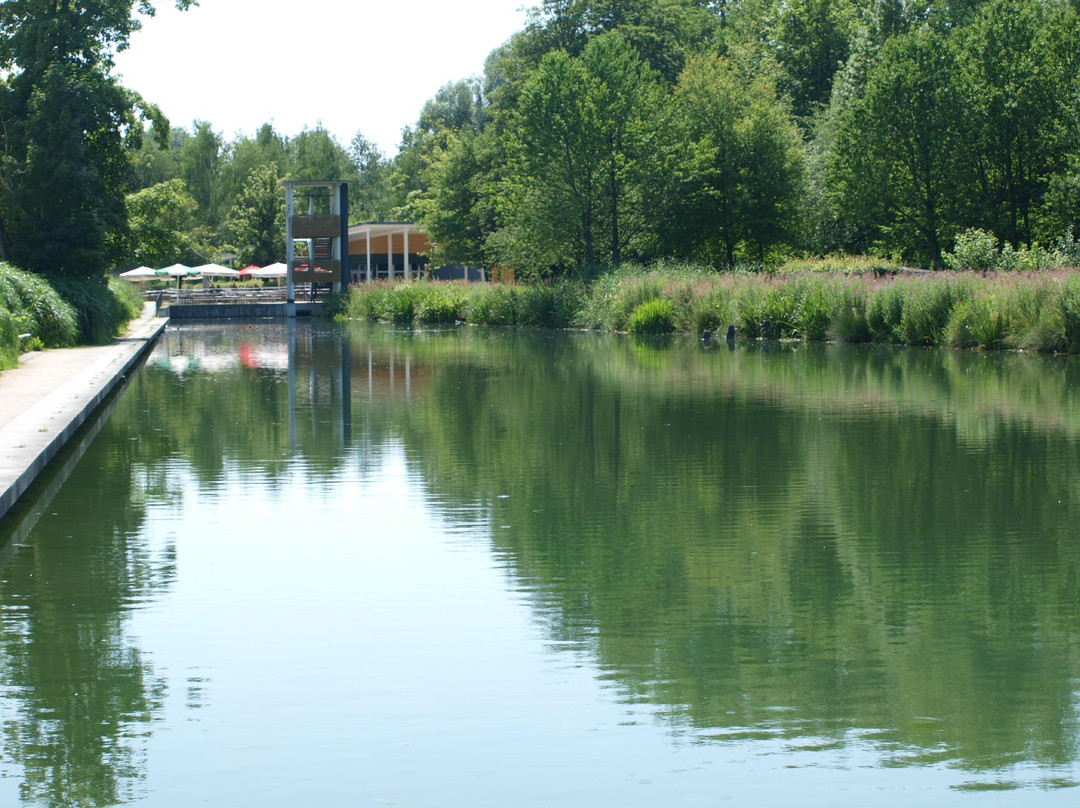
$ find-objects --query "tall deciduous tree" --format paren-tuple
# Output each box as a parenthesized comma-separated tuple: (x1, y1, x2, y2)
(125, 178, 197, 267)
(498, 33, 668, 277)
(831, 27, 962, 266)
(226, 163, 285, 267)
(178, 121, 223, 230)
(663, 52, 803, 266)
(0, 0, 194, 277)
(955, 0, 1078, 247)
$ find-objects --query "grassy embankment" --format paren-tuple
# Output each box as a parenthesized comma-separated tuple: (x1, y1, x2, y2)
(0, 263, 143, 370)
(336, 256, 1080, 354)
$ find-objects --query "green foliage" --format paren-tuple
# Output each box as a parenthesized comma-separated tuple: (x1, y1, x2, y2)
(381, 285, 422, 325)
(514, 283, 581, 328)
(498, 33, 669, 275)
(829, 283, 871, 342)
(226, 163, 285, 267)
(791, 277, 837, 341)
(664, 52, 804, 266)
(628, 298, 675, 334)
(126, 179, 198, 267)
(866, 282, 907, 342)
(343, 283, 393, 322)
(52, 275, 136, 345)
(688, 288, 733, 335)
(336, 263, 1080, 354)
(944, 297, 1006, 349)
(777, 255, 901, 275)
(832, 26, 961, 266)
(415, 287, 467, 324)
(1057, 274, 1080, 354)
(0, 1, 193, 279)
(109, 275, 144, 321)
(0, 262, 79, 348)
(0, 306, 18, 369)
(466, 285, 519, 326)
(899, 278, 971, 346)
(945, 229, 1001, 271)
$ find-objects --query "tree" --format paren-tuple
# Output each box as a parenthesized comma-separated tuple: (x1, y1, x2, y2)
(498, 33, 668, 276)
(955, 0, 1079, 246)
(348, 132, 394, 222)
(178, 121, 224, 230)
(771, 0, 857, 121)
(831, 27, 962, 266)
(662, 52, 804, 266)
(416, 128, 500, 268)
(226, 163, 286, 267)
(125, 178, 197, 266)
(288, 126, 358, 183)
(0, 0, 194, 278)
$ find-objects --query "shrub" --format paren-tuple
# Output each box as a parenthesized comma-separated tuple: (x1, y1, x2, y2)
(466, 285, 517, 325)
(515, 282, 580, 328)
(628, 298, 675, 334)
(945, 229, 1000, 271)
(897, 278, 968, 346)
(52, 276, 131, 345)
(382, 284, 421, 324)
(689, 288, 733, 335)
(110, 276, 144, 320)
(829, 284, 871, 342)
(791, 277, 837, 341)
(0, 263, 79, 347)
(343, 283, 392, 320)
(0, 306, 18, 369)
(866, 282, 906, 342)
(735, 284, 766, 338)
(1057, 274, 1080, 353)
(415, 287, 466, 324)
(610, 275, 665, 331)
(944, 297, 1005, 349)
(1004, 279, 1062, 352)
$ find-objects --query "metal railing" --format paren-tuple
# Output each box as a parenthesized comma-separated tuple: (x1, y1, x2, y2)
(148, 286, 331, 305)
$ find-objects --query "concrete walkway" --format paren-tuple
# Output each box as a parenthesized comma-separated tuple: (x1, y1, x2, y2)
(0, 304, 168, 521)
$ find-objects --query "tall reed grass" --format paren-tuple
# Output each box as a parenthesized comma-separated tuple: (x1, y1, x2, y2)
(338, 266, 1080, 354)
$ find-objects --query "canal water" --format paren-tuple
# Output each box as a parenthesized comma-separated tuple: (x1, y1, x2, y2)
(0, 321, 1078, 807)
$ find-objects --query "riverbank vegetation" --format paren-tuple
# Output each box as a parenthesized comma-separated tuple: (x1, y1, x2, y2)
(0, 264, 142, 369)
(4, 0, 1080, 353)
(340, 256, 1080, 353)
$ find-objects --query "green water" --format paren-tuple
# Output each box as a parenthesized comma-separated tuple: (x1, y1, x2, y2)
(0, 321, 1078, 807)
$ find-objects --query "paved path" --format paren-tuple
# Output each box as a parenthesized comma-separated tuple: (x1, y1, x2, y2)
(0, 304, 168, 521)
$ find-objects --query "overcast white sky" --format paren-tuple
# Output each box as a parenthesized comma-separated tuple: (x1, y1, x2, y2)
(112, 0, 530, 157)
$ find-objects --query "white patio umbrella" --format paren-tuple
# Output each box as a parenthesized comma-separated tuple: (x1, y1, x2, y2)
(251, 262, 286, 278)
(119, 266, 157, 280)
(193, 263, 240, 278)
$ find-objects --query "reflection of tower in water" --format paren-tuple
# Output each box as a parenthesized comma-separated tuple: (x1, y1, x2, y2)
(287, 320, 351, 450)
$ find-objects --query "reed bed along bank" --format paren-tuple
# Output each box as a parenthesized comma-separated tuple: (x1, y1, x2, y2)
(339, 264, 1080, 354)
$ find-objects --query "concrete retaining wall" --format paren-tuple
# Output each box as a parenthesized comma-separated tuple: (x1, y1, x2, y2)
(167, 302, 326, 320)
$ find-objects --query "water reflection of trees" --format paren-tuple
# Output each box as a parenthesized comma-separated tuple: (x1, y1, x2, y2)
(4, 321, 1076, 804)
(0, 415, 173, 807)
(373, 325, 1080, 775)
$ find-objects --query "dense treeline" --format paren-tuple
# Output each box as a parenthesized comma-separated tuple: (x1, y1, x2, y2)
(3, 0, 1080, 288)
(118, 0, 1080, 278)
(408, 0, 1080, 276)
